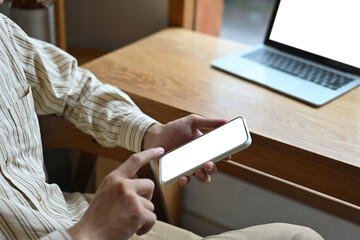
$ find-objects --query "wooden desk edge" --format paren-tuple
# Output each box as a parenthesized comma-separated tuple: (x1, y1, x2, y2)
(129, 92, 360, 225)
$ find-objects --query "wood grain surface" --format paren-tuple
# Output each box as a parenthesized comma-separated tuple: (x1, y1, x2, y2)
(81, 28, 360, 221)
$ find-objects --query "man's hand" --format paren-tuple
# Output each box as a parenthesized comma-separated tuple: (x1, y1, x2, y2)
(142, 114, 229, 186)
(68, 147, 164, 240)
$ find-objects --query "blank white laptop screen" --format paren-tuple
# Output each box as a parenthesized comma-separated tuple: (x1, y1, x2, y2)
(270, 0, 360, 69)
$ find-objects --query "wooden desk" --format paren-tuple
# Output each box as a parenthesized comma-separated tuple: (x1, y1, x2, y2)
(83, 28, 360, 224)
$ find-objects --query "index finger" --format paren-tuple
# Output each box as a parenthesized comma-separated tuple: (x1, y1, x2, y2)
(189, 115, 227, 131)
(119, 147, 164, 178)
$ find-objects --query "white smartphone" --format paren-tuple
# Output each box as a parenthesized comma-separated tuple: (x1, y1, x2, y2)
(159, 116, 252, 185)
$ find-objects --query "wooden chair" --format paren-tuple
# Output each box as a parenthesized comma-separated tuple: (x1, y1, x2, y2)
(39, 114, 171, 223)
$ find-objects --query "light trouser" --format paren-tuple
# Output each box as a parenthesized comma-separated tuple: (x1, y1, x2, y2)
(83, 194, 324, 240)
(130, 220, 324, 240)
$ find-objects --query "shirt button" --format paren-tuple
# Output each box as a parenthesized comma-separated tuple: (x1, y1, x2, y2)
(36, 194, 42, 202)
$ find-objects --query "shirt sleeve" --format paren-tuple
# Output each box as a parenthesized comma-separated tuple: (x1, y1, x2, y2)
(4, 16, 157, 152)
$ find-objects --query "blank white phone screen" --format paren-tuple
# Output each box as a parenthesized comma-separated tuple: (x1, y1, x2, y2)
(161, 117, 248, 183)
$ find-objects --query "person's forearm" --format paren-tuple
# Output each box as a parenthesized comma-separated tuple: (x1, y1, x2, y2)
(10, 25, 156, 151)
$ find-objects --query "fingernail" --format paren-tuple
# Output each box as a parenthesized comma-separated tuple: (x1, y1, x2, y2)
(181, 179, 187, 185)
(156, 147, 164, 154)
(198, 171, 205, 178)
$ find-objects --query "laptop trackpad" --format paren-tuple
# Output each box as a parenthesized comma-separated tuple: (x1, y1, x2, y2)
(212, 55, 259, 74)
(242, 66, 303, 91)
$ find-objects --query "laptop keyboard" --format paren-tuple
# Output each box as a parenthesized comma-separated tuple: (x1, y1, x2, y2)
(243, 49, 355, 90)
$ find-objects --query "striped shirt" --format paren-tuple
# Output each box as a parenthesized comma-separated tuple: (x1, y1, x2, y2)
(0, 13, 156, 239)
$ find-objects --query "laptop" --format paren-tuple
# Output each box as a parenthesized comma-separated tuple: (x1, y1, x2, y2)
(212, 0, 360, 107)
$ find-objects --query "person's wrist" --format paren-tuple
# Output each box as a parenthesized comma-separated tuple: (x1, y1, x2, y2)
(142, 122, 163, 150)
(68, 218, 101, 240)
(68, 224, 91, 240)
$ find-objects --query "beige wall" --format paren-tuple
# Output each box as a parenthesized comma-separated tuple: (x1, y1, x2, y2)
(64, 0, 168, 51)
